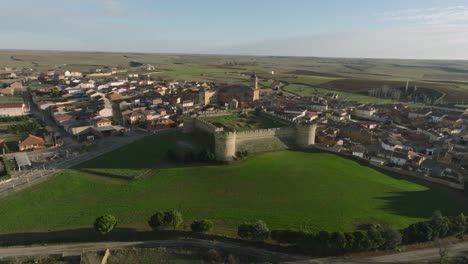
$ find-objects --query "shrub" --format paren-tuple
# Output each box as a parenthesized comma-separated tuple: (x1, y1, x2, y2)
(251, 220, 270, 241)
(448, 213, 466, 238)
(191, 219, 213, 233)
(367, 228, 385, 250)
(148, 211, 165, 230)
(1, 156, 11, 180)
(404, 221, 433, 243)
(94, 214, 117, 235)
(164, 210, 184, 230)
(237, 223, 253, 239)
(330, 232, 347, 251)
(235, 150, 249, 159)
(381, 227, 402, 250)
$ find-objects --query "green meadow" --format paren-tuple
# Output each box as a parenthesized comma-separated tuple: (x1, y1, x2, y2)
(0, 132, 467, 236)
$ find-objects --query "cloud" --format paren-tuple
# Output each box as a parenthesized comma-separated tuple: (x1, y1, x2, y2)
(382, 6, 468, 25)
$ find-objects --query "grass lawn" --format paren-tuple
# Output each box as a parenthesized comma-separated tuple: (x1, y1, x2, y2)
(0, 132, 467, 236)
(202, 113, 286, 132)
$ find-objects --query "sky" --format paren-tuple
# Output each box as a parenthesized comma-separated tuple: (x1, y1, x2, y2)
(1, 0, 468, 59)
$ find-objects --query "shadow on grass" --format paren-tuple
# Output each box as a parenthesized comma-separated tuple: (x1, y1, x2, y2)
(0, 228, 310, 259)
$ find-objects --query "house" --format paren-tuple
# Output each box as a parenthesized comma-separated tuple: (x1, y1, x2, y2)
(0, 87, 15, 95)
(442, 115, 462, 126)
(408, 109, 432, 119)
(354, 106, 376, 119)
(0, 103, 28, 116)
(9, 81, 23, 90)
(390, 151, 409, 166)
(95, 118, 112, 127)
(351, 145, 367, 159)
(370, 157, 386, 166)
(310, 101, 328, 112)
(144, 64, 156, 71)
(18, 134, 45, 151)
(326, 111, 349, 122)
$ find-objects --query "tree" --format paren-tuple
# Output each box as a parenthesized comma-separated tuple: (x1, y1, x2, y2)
(94, 214, 117, 235)
(148, 211, 165, 230)
(251, 220, 270, 241)
(330, 232, 347, 251)
(317, 231, 331, 250)
(164, 210, 183, 230)
(191, 219, 213, 233)
(344, 232, 355, 251)
(449, 213, 466, 238)
(367, 228, 385, 250)
(436, 238, 452, 264)
(431, 210, 450, 239)
(381, 227, 402, 250)
(238, 223, 253, 239)
(404, 221, 433, 243)
(352, 231, 371, 251)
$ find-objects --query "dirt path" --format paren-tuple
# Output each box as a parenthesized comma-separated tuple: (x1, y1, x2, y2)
(0, 239, 310, 262)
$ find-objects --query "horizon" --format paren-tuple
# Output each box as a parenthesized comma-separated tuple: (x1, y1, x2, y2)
(3, 48, 468, 63)
(2, 0, 468, 60)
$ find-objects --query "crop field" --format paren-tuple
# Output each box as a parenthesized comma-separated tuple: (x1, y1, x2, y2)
(283, 83, 395, 104)
(0, 132, 467, 236)
(202, 113, 286, 132)
(2, 50, 468, 104)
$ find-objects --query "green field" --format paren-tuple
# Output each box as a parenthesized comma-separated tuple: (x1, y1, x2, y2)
(202, 113, 286, 132)
(0, 132, 467, 236)
(283, 83, 396, 104)
(2, 50, 468, 104)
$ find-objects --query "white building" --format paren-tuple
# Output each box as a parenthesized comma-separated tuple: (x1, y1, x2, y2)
(0, 103, 28, 116)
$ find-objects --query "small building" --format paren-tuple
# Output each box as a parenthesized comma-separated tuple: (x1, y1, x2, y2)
(14, 153, 31, 171)
(96, 118, 112, 127)
(18, 134, 45, 151)
(0, 103, 28, 116)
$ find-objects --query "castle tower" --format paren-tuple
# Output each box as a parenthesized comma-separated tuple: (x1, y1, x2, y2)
(250, 72, 258, 90)
(214, 132, 236, 161)
(296, 123, 317, 148)
(250, 72, 260, 101)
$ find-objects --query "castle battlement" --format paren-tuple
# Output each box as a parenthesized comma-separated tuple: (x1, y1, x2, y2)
(184, 111, 317, 161)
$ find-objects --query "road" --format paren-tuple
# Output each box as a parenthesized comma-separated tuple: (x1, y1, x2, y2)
(2, 238, 468, 263)
(0, 239, 310, 262)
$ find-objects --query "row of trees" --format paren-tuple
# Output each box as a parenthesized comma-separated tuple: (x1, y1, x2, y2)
(270, 226, 401, 254)
(93, 211, 214, 235)
(93, 210, 467, 257)
(403, 211, 466, 244)
(0, 116, 29, 123)
(8, 120, 41, 135)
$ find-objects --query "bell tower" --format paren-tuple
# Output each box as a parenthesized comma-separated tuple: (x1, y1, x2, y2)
(250, 72, 258, 90)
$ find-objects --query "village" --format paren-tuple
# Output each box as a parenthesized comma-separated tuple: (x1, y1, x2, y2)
(0, 64, 467, 190)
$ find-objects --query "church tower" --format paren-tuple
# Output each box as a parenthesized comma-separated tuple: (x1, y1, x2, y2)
(250, 72, 258, 90)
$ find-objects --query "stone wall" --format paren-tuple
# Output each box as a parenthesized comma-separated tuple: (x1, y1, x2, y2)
(183, 112, 317, 161)
(194, 118, 224, 134)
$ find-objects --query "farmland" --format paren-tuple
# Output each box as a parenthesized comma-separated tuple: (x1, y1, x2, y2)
(2, 50, 468, 104)
(0, 132, 467, 236)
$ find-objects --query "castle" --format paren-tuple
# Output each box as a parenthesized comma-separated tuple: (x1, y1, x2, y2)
(183, 111, 317, 161)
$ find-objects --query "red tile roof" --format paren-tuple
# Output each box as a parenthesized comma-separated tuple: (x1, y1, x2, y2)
(0, 103, 23, 109)
(19, 134, 45, 147)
